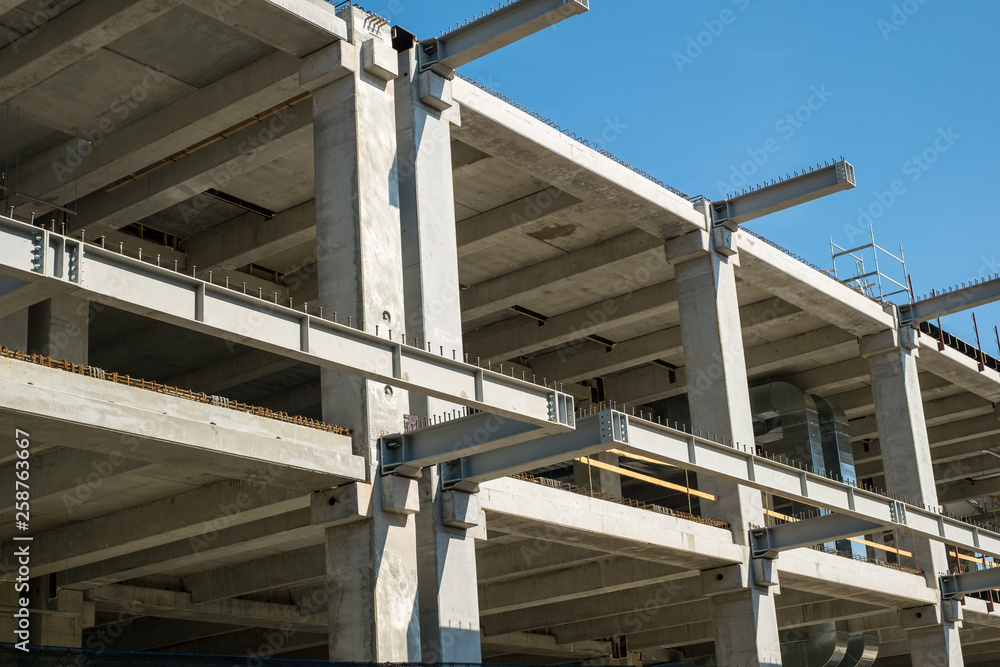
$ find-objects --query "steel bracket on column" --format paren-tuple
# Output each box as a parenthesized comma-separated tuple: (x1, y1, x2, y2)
(940, 568, 1000, 601)
(898, 276, 1000, 326)
(416, 0, 589, 76)
(379, 390, 575, 477)
(441, 409, 627, 493)
(749, 513, 883, 560)
(711, 159, 855, 229)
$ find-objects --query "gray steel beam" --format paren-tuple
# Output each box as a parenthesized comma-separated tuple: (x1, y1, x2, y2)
(711, 159, 855, 228)
(941, 568, 1000, 600)
(441, 409, 626, 492)
(448, 404, 1000, 559)
(899, 277, 1000, 325)
(749, 513, 883, 559)
(0, 215, 571, 428)
(380, 399, 573, 477)
(418, 0, 589, 75)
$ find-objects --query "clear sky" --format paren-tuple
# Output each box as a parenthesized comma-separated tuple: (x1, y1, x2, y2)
(377, 0, 1000, 347)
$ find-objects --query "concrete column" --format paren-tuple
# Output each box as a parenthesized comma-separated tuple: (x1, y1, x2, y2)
(0, 587, 94, 648)
(860, 328, 965, 666)
(394, 46, 482, 662)
(301, 10, 420, 661)
(0, 308, 28, 350)
(669, 225, 783, 667)
(27, 295, 89, 363)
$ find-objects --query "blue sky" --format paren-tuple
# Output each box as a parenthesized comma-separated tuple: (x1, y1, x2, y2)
(379, 0, 1000, 346)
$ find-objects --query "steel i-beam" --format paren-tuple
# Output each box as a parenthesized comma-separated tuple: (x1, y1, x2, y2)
(898, 277, 1000, 326)
(417, 0, 589, 76)
(711, 159, 856, 229)
(440, 409, 627, 492)
(423, 406, 1000, 559)
(380, 391, 574, 477)
(0, 215, 574, 427)
(940, 567, 1000, 601)
(749, 513, 884, 560)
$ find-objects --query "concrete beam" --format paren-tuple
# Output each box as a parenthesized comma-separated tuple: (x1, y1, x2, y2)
(17, 480, 310, 575)
(184, 545, 325, 603)
(0, 0, 177, 105)
(68, 102, 313, 233)
(183, 199, 316, 272)
(58, 507, 320, 589)
(13, 51, 303, 212)
(465, 281, 678, 363)
(87, 584, 326, 632)
(530, 326, 682, 384)
(530, 317, 854, 387)
(0, 274, 75, 318)
(0, 355, 363, 488)
(779, 356, 871, 395)
(479, 477, 743, 568)
(162, 626, 327, 657)
(90, 618, 245, 652)
(181, 0, 346, 57)
(917, 335, 1000, 403)
(479, 631, 607, 659)
(849, 392, 994, 441)
(478, 557, 687, 614)
(0, 447, 159, 514)
(736, 230, 894, 336)
(480, 575, 703, 636)
(457, 187, 582, 258)
(163, 348, 300, 394)
(475, 541, 607, 583)
(89, 322, 200, 369)
(461, 228, 666, 322)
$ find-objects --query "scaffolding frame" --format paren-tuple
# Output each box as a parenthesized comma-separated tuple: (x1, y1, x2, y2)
(830, 224, 912, 305)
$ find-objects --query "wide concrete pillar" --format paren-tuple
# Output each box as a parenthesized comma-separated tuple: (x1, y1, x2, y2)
(27, 295, 88, 363)
(0, 309, 28, 350)
(573, 452, 623, 497)
(860, 328, 965, 666)
(669, 224, 783, 667)
(0, 587, 94, 648)
(301, 9, 420, 661)
(394, 45, 482, 662)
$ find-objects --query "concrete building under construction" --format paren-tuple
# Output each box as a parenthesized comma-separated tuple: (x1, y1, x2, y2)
(2, 1, 1000, 665)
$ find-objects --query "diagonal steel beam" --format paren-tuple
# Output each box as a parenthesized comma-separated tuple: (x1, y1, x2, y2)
(441, 409, 626, 492)
(418, 0, 589, 76)
(711, 159, 855, 228)
(749, 513, 883, 559)
(941, 567, 1000, 600)
(899, 277, 1000, 325)
(380, 396, 573, 477)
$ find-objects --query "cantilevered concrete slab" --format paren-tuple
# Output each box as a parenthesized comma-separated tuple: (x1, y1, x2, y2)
(0, 354, 364, 488)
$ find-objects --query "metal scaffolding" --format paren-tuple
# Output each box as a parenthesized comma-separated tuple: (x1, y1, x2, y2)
(830, 224, 911, 305)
